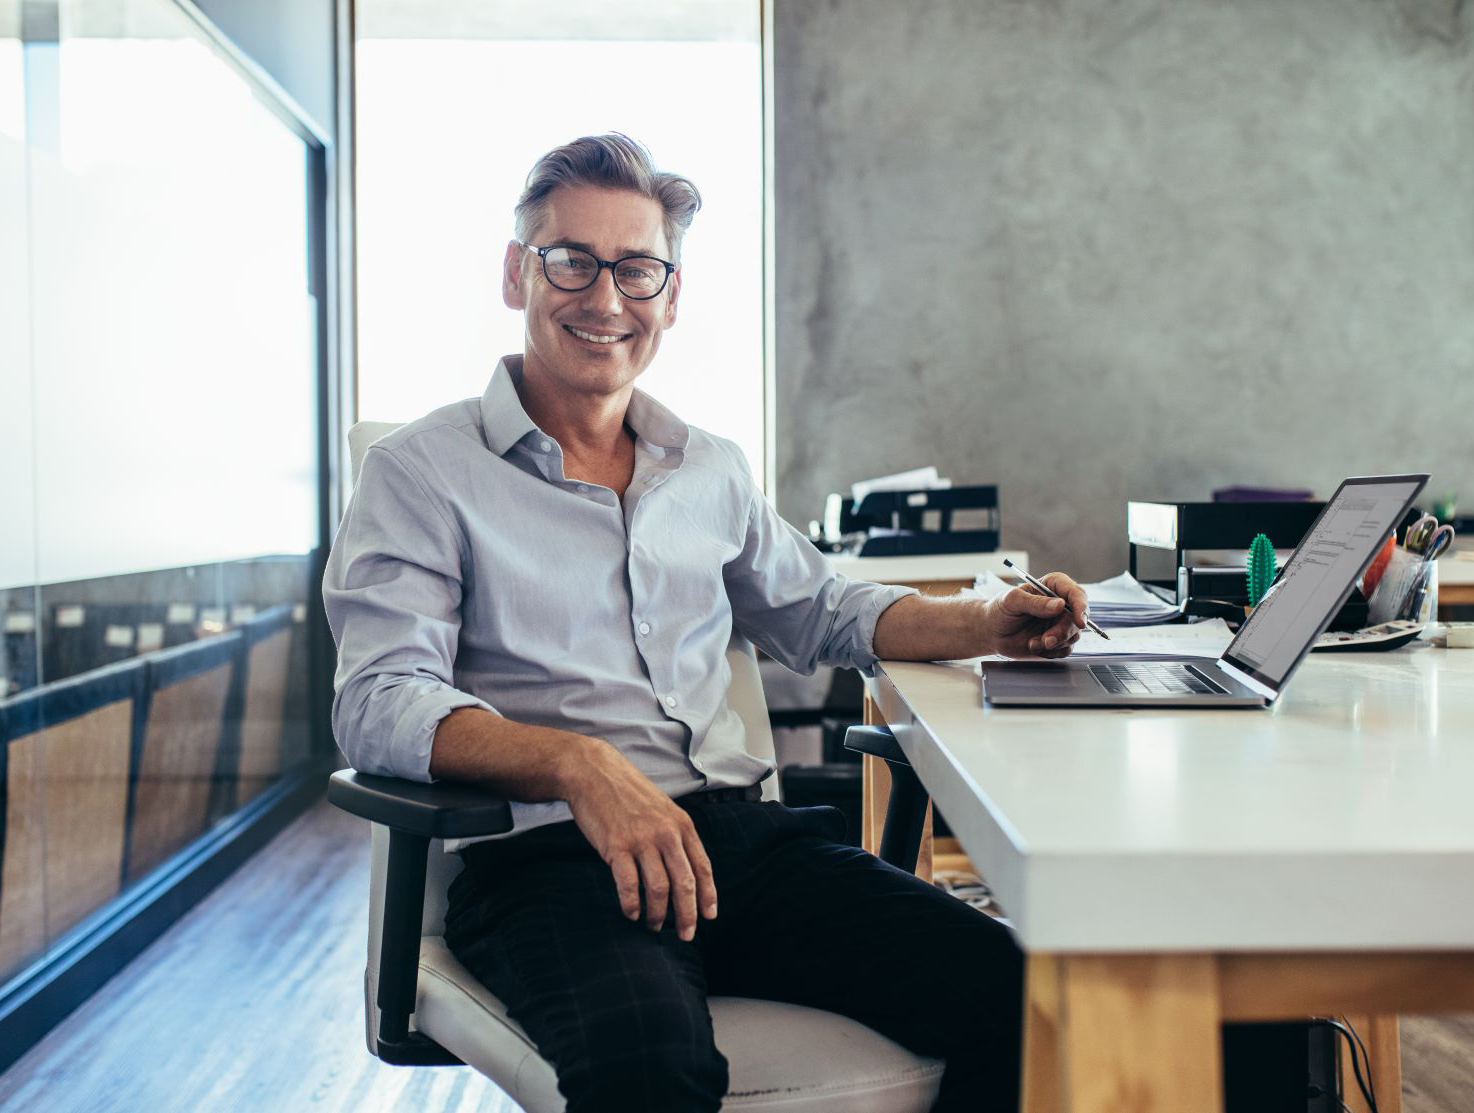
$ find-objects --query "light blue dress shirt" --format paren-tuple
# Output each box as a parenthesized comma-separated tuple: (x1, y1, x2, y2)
(322, 356, 916, 840)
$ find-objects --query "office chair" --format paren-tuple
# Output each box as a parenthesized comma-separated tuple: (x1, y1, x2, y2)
(328, 421, 944, 1111)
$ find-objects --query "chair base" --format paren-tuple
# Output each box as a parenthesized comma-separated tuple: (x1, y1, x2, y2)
(376, 1031, 462, 1066)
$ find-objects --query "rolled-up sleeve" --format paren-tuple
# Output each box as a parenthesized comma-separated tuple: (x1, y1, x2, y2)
(722, 461, 917, 676)
(321, 444, 496, 782)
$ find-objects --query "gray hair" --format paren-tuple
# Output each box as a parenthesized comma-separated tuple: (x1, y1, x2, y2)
(514, 133, 702, 262)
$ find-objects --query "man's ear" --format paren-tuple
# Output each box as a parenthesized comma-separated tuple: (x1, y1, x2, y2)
(662, 267, 681, 329)
(502, 241, 527, 310)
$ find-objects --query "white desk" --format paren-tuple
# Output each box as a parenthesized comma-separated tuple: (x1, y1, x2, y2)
(866, 645, 1474, 1113)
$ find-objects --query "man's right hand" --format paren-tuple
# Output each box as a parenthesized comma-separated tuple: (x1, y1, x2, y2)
(565, 739, 718, 943)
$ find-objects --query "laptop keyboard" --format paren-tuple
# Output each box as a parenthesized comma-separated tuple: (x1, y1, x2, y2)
(1089, 662, 1228, 696)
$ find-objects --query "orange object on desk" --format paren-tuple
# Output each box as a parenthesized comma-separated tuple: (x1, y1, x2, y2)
(1363, 533, 1396, 598)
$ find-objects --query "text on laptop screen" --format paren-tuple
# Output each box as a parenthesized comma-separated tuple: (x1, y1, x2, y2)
(1224, 480, 1423, 686)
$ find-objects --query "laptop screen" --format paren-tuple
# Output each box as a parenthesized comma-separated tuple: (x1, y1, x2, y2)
(1219, 475, 1428, 695)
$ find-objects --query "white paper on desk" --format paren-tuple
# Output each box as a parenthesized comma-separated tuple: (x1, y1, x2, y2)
(973, 569, 1166, 605)
(974, 619, 1234, 667)
(850, 466, 951, 505)
(1081, 572, 1171, 608)
(974, 570, 1180, 626)
(1063, 619, 1234, 659)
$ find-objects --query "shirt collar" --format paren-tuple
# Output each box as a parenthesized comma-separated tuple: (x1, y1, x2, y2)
(625, 385, 690, 453)
(480, 356, 539, 456)
(480, 354, 691, 457)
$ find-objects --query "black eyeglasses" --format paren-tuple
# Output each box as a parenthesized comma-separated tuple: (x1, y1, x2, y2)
(519, 242, 676, 300)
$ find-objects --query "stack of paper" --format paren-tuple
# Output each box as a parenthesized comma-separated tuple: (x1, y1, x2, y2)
(850, 466, 952, 505)
(974, 570, 1182, 628)
(975, 619, 1235, 663)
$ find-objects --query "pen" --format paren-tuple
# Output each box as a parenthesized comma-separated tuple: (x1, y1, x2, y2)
(1001, 558, 1110, 641)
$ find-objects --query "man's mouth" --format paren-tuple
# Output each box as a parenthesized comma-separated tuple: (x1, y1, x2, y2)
(564, 324, 632, 345)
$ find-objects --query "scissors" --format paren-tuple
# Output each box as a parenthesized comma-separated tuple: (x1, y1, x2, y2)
(1420, 524, 1454, 561)
(1403, 515, 1440, 553)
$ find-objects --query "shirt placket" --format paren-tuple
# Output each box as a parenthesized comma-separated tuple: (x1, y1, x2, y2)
(625, 445, 686, 730)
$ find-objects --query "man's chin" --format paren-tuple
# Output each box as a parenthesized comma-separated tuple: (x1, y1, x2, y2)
(557, 357, 644, 395)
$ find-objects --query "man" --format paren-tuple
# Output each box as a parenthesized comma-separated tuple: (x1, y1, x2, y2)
(323, 134, 1088, 1113)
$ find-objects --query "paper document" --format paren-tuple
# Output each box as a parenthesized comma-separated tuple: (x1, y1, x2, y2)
(1064, 618, 1234, 658)
(974, 619, 1235, 665)
(973, 570, 1181, 627)
(851, 466, 952, 505)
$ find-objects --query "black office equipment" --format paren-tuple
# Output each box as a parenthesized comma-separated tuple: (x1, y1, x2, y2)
(1128, 500, 1326, 611)
(1124, 498, 1421, 628)
(818, 484, 999, 557)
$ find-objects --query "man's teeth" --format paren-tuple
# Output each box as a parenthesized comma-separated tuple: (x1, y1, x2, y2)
(567, 326, 626, 345)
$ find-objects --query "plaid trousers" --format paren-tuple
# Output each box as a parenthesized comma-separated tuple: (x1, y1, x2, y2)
(444, 792, 1024, 1113)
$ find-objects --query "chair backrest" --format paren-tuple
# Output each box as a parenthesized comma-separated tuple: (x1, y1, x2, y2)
(347, 421, 404, 488)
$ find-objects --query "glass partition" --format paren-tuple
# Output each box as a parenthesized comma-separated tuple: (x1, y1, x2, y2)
(0, 0, 324, 987)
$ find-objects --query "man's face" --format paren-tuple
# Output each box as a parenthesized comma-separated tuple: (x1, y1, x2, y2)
(503, 184, 681, 401)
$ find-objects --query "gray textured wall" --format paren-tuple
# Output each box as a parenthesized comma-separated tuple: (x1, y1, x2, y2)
(775, 0, 1474, 581)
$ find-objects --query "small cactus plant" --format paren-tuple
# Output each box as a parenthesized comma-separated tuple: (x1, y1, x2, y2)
(1246, 533, 1277, 607)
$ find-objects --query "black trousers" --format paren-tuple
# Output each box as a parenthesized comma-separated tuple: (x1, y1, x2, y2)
(443, 792, 1024, 1113)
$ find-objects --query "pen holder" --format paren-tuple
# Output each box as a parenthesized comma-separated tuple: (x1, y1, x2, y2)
(1366, 547, 1438, 625)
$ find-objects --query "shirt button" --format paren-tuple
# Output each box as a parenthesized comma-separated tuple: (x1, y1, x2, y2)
(694, 758, 705, 771)
(577, 483, 588, 493)
(638, 622, 651, 636)
(664, 695, 677, 708)
(539, 440, 552, 452)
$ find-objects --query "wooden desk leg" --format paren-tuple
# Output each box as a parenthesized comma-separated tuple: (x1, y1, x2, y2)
(1022, 955, 1063, 1113)
(1338, 1013, 1402, 1113)
(1044, 954, 1224, 1113)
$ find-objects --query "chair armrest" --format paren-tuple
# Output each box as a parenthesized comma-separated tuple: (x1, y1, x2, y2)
(843, 724, 911, 766)
(328, 769, 514, 839)
(329, 768, 512, 1060)
(843, 726, 929, 874)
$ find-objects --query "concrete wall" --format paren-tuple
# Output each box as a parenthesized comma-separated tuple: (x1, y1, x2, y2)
(194, 0, 336, 140)
(775, 0, 1474, 580)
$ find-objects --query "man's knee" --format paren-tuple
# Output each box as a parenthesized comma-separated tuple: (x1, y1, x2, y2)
(557, 1025, 728, 1113)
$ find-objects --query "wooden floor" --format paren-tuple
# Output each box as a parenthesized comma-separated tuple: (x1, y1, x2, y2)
(0, 798, 514, 1113)
(0, 798, 1470, 1113)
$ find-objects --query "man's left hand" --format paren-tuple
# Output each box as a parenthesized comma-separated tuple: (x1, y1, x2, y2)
(984, 572, 1089, 659)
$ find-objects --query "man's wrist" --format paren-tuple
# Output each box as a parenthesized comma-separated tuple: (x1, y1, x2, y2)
(977, 596, 1005, 657)
(558, 733, 616, 801)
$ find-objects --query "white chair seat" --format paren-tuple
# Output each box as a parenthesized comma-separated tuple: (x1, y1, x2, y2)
(414, 938, 945, 1112)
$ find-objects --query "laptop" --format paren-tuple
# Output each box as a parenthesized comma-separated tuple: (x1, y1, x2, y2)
(981, 474, 1429, 708)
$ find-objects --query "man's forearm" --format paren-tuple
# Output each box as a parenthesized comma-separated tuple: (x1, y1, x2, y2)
(429, 706, 608, 801)
(871, 594, 994, 661)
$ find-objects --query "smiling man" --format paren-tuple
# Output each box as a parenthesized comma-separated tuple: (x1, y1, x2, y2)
(323, 134, 1088, 1113)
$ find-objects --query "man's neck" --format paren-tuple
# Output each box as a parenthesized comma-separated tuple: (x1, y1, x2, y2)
(515, 357, 635, 464)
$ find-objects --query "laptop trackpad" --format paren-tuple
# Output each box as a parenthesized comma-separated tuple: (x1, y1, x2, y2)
(982, 661, 1101, 700)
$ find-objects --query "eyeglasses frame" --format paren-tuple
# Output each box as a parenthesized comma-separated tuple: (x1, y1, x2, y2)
(518, 241, 677, 301)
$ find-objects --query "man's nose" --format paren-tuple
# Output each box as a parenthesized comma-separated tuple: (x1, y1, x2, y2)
(584, 265, 624, 314)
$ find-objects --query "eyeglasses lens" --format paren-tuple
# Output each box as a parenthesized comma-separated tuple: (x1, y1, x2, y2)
(541, 247, 667, 299)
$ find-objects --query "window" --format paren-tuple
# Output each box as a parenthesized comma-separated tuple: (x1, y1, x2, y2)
(354, 1, 765, 481)
(0, 0, 326, 993)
